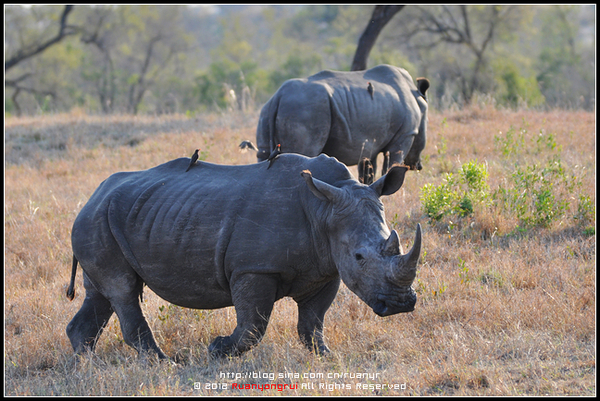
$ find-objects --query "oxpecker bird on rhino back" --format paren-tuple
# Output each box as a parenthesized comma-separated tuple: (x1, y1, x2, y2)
(66, 154, 422, 360)
(253, 64, 429, 179)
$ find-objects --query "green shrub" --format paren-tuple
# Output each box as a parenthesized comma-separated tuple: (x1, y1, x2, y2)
(420, 160, 490, 221)
(493, 157, 573, 228)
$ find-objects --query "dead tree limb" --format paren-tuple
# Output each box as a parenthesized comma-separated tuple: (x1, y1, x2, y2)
(351, 5, 405, 71)
(5, 5, 77, 71)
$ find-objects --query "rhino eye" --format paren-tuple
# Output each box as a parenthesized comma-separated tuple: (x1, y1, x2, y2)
(355, 253, 365, 261)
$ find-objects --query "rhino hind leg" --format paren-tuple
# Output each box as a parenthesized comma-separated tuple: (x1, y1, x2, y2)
(208, 274, 278, 358)
(66, 273, 114, 355)
(296, 277, 340, 355)
(109, 284, 169, 360)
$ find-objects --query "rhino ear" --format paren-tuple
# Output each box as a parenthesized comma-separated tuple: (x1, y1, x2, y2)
(370, 165, 407, 197)
(417, 77, 429, 99)
(301, 170, 344, 203)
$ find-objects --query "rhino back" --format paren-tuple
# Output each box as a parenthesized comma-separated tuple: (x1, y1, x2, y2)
(330, 65, 421, 134)
(72, 154, 350, 308)
(277, 65, 422, 165)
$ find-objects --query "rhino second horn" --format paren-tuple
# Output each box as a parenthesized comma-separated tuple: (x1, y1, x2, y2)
(383, 230, 401, 256)
(390, 224, 422, 284)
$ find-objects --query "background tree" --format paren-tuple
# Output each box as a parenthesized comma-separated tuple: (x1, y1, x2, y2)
(5, 5, 75, 71)
(5, 5, 78, 115)
(391, 5, 522, 105)
(534, 5, 595, 109)
(4, 5, 595, 115)
(116, 6, 191, 114)
(78, 6, 118, 113)
(351, 5, 404, 71)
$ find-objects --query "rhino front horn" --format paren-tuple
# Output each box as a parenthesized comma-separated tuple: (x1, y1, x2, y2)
(390, 224, 422, 284)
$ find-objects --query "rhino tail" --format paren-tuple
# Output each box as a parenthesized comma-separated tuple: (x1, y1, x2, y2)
(267, 90, 281, 155)
(66, 255, 78, 301)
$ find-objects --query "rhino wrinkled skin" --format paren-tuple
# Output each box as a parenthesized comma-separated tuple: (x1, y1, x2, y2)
(254, 64, 429, 176)
(66, 154, 422, 359)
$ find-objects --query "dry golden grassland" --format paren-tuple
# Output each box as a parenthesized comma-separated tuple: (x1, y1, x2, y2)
(4, 107, 596, 396)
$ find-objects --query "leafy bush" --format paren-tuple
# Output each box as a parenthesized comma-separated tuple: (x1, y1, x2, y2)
(420, 160, 490, 221)
(420, 121, 596, 236)
(422, 123, 595, 233)
(493, 59, 545, 108)
(492, 125, 585, 229)
(493, 159, 570, 228)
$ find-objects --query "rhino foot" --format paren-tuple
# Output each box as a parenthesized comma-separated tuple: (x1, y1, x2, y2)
(208, 336, 242, 359)
(308, 342, 331, 357)
(136, 348, 173, 365)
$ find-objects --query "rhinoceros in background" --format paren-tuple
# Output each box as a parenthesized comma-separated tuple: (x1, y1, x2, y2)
(66, 153, 422, 359)
(247, 64, 429, 182)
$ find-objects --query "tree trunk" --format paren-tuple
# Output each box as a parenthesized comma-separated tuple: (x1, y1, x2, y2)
(351, 5, 405, 71)
(11, 88, 22, 117)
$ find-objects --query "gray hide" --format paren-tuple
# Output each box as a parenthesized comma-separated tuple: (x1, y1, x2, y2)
(254, 64, 429, 177)
(66, 153, 422, 359)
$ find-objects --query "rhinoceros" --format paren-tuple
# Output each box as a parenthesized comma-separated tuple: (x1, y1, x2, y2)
(66, 153, 422, 359)
(249, 64, 429, 180)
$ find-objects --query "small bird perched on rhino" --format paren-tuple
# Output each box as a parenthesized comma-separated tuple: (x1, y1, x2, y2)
(186, 149, 200, 172)
(266, 144, 281, 169)
(367, 82, 374, 99)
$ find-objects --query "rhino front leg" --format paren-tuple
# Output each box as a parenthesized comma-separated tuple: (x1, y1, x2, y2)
(208, 274, 278, 358)
(387, 133, 416, 170)
(296, 277, 340, 355)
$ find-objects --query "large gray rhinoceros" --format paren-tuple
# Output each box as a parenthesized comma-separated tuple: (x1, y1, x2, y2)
(66, 153, 422, 360)
(252, 64, 429, 177)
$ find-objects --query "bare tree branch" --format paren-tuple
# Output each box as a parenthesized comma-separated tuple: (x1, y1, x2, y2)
(390, 5, 516, 104)
(5, 5, 77, 71)
(128, 34, 162, 114)
(5, 73, 33, 86)
(459, 6, 471, 44)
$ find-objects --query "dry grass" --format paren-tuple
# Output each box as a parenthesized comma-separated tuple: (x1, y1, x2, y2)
(4, 106, 595, 396)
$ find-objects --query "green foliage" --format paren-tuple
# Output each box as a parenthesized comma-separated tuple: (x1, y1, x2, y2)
(494, 123, 563, 160)
(574, 195, 595, 227)
(420, 160, 490, 221)
(158, 304, 172, 321)
(534, 6, 594, 109)
(491, 122, 585, 229)
(422, 118, 594, 234)
(493, 159, 574, 228)
(534, 129, 560, 154)
(435, 119, 453, 173)
(268, 54, 323, 93)
(479, 270, 505, 288)
(582, 227, 595, 237)
(4, 5, 596, 114)
(458, 257, 470, 284)
(420, 178, 456, 221)
(415, 277, 448, 298)
(493, 59, 545, 108)
(193, 60, 261, 109)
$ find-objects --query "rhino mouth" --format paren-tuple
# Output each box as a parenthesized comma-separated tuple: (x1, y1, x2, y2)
(373, 291, 417, 317)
